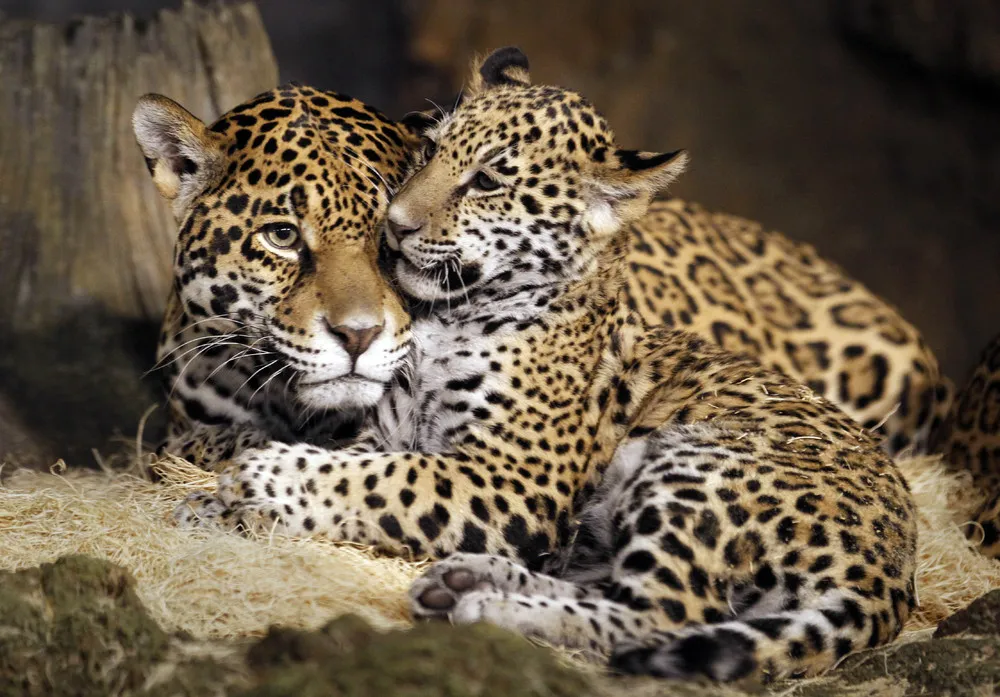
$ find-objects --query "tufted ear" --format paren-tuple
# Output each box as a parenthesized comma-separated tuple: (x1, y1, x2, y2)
(583, 148, 689, 237)
(132, 94, 223, 217)
(398, 93, 460, 138)
(466, 46, 532, 97)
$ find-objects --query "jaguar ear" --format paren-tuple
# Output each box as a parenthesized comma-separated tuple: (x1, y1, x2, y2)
(466, 46, 531, 97)
(604, 149, 689, 196)
(132, 94, 223, 217)
(399, 92, 461, 138)
(584, 148, 688, 236)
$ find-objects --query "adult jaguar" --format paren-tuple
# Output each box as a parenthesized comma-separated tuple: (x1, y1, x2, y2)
(933, 333, 1000, 557)
(174, 49, 919, 683)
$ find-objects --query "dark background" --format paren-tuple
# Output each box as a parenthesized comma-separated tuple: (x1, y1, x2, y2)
(1, 0, 997, 462)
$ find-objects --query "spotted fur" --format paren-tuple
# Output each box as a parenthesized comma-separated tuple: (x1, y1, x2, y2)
(132, 85, 422, 470)
(176, 49, 918, 683)
(139, 82, 948, 471)
(933, 333, 1000, 557)
(623, 203, 951, 456)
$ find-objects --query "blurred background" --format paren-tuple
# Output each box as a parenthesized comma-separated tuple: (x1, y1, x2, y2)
(0, 0, 997, 464)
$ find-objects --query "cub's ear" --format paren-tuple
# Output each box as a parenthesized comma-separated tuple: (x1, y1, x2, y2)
(584, 148, 689, 236)
(132, 94, 223, 217)
(466, 46, 531, 97)
(602, 149, 689, 197)
(398, 92, 460, 139)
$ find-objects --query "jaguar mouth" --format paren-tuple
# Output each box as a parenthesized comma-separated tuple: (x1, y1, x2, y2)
(296, 374, 387, 409)
(299, 374, 381, 388)
(396, 254, 483, 297)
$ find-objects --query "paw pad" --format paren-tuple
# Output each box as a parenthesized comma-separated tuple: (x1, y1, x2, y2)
(410, 562, 497, 620)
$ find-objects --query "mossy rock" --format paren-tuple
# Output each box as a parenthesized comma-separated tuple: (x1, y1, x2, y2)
(0, 555, 598, 697)
(240, 615, 595, 697)
(782, 635, 1000, 697)
(0, 555, 241, 697)
(935, 588, 1000, 638)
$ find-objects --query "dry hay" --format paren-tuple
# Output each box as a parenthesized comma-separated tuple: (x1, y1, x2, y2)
(0, 451, 998, 648)
(0, 456, 426, 638)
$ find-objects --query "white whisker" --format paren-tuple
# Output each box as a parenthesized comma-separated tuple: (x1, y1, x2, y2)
(232, 359, 282, 401)
(251, 364, 293, 404)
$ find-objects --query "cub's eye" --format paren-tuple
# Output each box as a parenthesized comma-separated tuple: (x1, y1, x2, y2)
(260, 223, 302, 251)
(421, 139, 438, 162)
(472, 171, 501, 192)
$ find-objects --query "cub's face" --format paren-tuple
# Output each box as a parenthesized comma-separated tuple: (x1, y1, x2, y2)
(386, 47, 687, 304)
(134, 85, 417, 409)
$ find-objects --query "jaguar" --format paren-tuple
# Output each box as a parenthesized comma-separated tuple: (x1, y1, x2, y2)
(173, 48, 920, 683)
(933, 333, 1000, 557)
(135, 78, 949, 474)
(132, 84, 423, 468)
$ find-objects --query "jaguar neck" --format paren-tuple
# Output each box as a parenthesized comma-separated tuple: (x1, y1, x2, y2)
(423, 234, 632, 330)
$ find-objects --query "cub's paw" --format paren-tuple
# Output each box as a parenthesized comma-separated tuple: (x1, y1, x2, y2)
(172, 490, 229, 529)
(409, 553, 508, 620)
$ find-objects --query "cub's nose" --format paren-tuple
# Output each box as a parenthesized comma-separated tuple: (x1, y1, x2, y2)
(325, 321, 384, 361)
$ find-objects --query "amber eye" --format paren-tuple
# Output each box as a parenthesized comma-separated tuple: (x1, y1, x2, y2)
(472, 171, 501, 192)
(260, 223, 301, 250)
(422, 139, 438, 162)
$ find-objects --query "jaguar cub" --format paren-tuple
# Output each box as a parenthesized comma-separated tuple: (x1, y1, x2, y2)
(179, 48, 916, 682)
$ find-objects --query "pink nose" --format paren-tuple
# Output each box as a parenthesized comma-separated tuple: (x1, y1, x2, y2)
(325, 322, 383, 360)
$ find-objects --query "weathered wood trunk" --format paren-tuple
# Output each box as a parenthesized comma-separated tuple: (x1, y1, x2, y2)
(0, 1, 279, 466)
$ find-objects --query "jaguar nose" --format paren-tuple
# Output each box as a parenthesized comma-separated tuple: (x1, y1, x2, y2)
(325, 321, 384, 360)
(386, 216, 422, 240)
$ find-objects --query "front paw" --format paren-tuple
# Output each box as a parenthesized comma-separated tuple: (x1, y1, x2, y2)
(213, 443, 320, 536)
(409, 553, 501, 620)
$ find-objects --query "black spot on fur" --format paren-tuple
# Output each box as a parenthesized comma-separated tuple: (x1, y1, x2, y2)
(379, 514, 403, 540)
(621, 550, 656, 573)
(457, 521, 488, 553)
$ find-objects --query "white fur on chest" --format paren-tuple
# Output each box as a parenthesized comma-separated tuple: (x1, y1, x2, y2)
(373, 315, 503, 452)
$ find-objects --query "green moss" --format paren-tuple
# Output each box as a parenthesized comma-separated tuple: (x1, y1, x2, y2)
(240, 615, 596, 697)
(0, 555, 243, 697)
(0, 556, 163, 696)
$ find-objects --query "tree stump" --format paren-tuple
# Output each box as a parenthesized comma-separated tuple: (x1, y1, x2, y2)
(0, 1, 279, 466)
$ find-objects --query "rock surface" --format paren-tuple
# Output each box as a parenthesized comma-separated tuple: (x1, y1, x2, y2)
(934, 588, 1000, 639)
(0, 555, 244, 697)
(5, 555, 1000, 697)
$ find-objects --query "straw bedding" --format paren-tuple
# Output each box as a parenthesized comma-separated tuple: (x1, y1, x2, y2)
(1, 452, 998, 646)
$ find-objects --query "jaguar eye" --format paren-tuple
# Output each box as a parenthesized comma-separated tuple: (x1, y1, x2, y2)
(422, 139, 438, 162)
(260, 223, 302, 250)
(472, 171, 501, 192)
